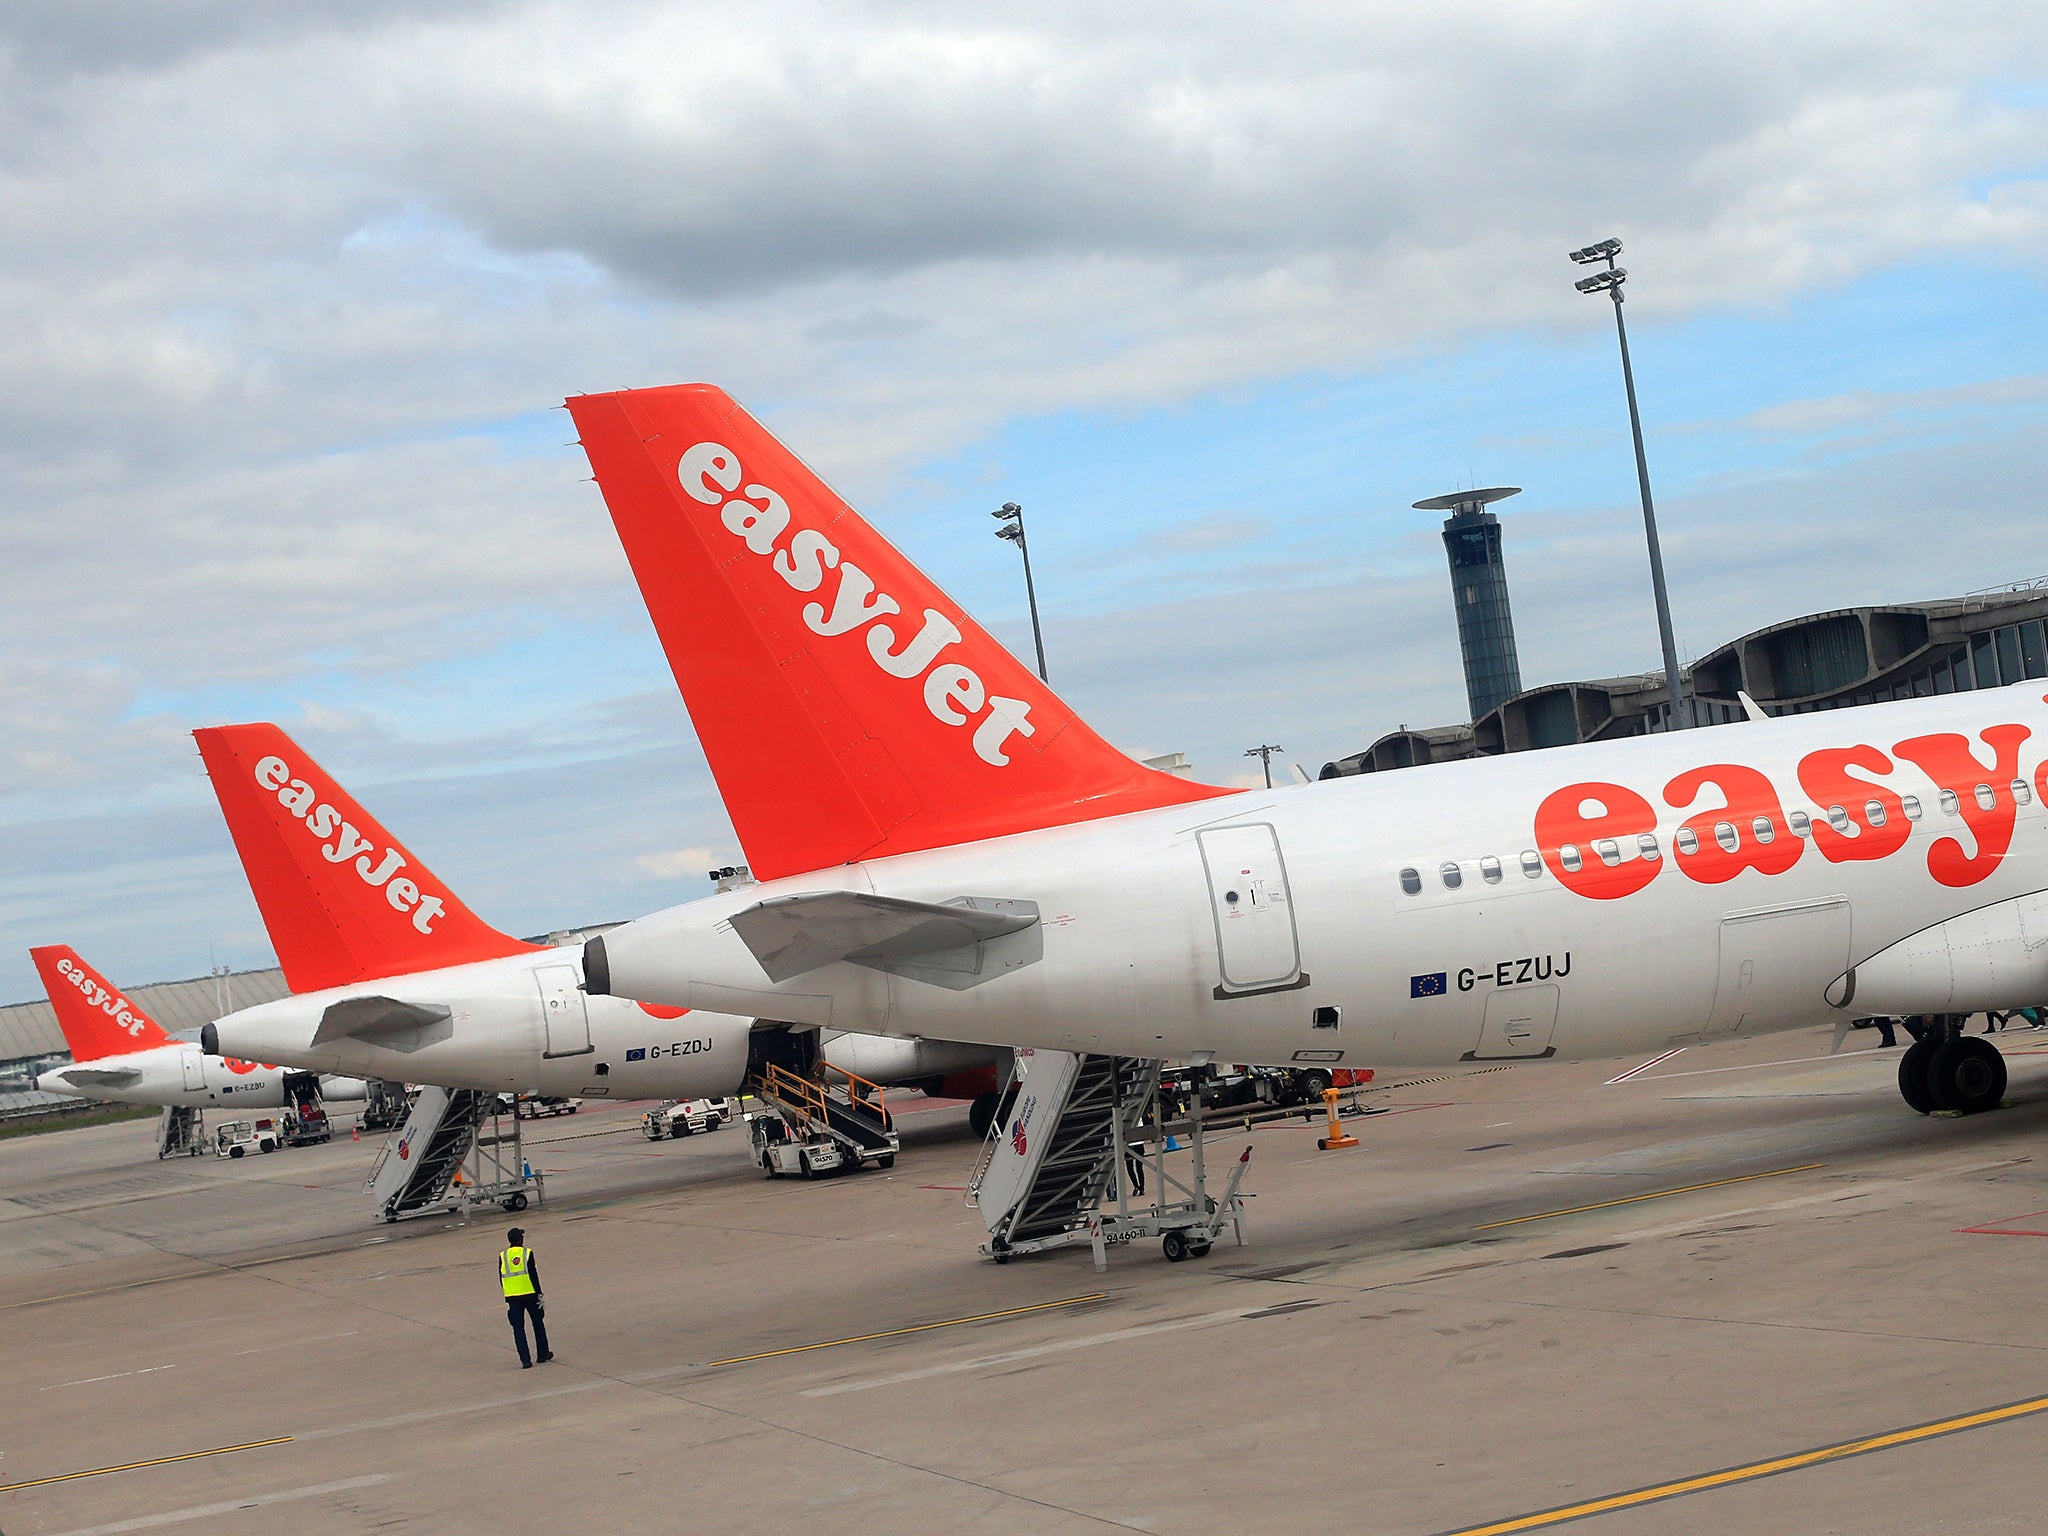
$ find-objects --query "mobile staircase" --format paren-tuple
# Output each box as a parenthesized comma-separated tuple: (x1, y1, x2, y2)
(364, 1087, 542, 1223)
(750, 1061, 900, 1172)
(155, 1104, 205, 1158)
(970, 1050, 1253, 1270)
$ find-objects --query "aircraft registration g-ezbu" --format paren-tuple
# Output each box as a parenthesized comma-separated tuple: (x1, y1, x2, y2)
(30, 944, 366, 1110)
(195, 724, 1010, 1125)
(569, 383, 2048, 1122)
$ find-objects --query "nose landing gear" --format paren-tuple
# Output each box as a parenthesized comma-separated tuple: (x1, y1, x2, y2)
(1897, 1017, 2007, 1116)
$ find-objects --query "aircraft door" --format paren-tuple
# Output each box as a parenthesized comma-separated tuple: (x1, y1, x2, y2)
(537, 965, 592, 1058)
(1708, 899, 1853, 1037)
(1198, 824, 1307, 998)
(181, 1052, 205, 1091)
(1467, 985, 1559, 1061)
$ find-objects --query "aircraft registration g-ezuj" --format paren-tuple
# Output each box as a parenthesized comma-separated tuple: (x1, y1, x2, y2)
(195, 724, 1010, 1126)
(567, 382, 2048, 1122)
(29, 944, 366, 1110)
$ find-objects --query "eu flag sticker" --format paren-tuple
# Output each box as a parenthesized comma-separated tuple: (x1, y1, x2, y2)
(1410, 972, 1448, 999)
(625, 1047, 647, 1062)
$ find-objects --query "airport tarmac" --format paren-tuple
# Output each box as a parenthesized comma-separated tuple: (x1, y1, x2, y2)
(6, 1030, 2048, 1535)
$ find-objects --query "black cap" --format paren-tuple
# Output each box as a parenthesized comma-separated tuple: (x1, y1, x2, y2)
(506, 1227, 524, 1244)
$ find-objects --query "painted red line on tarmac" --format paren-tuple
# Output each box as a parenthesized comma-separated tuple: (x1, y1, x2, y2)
(1959, 1208, 2048, 1236)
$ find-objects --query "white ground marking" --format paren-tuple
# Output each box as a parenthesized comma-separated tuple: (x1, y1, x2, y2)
(47, 1475, 389, 1535)
(41, 1364, 177, 1390)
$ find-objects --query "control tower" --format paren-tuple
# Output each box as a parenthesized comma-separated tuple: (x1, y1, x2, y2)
(1414, 487, 1524, 721)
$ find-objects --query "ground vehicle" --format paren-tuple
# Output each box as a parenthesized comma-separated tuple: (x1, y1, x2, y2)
(641, 1097, 730, 1139)
(282, 1101, 330, 1147)
(517, 1096, 582, 1119)
(747, 1111, 843, 1178)
(215, 1119, 278, 1157)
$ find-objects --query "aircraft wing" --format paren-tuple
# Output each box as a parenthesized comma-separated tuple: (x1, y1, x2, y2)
(52, 1067, 142, 1088)
(311, 996, 453, 1046)
(729, 893, 1038, 984)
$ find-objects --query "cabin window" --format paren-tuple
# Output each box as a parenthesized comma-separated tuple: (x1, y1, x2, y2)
(1751, 816, 1776, 844)
(1714, 821, 1740, 853)
(1399, 867, 1421, 896)
(1594, 838, 1622, 866)
(1975, 783, 1997, 811)
(2015, 779, 2034, 807)
(1675, 827, 1700, 856)
(1901, 796, 1922, 821)
(1440, 862, 1463, 890)
(1940, 790, 1961, 815)
(1559, 844, 1583, 873)
(1789, 810, 1812, 837)
(1520, 850, 1543, 878)
(1828, 804, 1852, 834)
(1638, 833, 1661, 860)
(1864, 799, 1887, 829)
(1480, 855, 1503, 884)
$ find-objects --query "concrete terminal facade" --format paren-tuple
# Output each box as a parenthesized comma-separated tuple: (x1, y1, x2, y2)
(1322, 580, 2048, 778)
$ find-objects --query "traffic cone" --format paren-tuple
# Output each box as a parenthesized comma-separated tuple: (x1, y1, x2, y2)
(352, 1123, 360, 1142)
(1317, 1088, 1358, 1151)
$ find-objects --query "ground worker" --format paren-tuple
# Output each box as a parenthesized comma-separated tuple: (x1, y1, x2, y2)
(498, 1226, 553, 1369)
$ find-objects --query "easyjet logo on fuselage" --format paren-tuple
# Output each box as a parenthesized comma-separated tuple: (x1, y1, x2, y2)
(251, 756, 447, 933)
(53, 956, 149, 1038)
(676, 442, 1037, 768)
(1536, 721, 2046, 901)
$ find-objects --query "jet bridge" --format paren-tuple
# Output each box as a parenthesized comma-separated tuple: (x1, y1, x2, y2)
(970, 1050, 1252, 1269)
(364, 1087, 542, 1223)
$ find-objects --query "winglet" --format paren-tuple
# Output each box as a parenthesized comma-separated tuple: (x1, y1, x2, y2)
(31, 946, 173, 1061)
(566, 384, 1235, 879)
(194, 724, 542, 995)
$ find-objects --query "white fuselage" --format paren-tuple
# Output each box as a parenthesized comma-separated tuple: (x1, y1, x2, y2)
(593, 684, 2048, 1071)
(36, 1043, 366, 1110)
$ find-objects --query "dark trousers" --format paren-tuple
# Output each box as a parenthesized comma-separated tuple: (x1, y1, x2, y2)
(507, 1294, 550, 1366)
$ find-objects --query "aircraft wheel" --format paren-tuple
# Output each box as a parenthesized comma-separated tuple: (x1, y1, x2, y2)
(968, 1093, 999, 1140)
(1898, 1039, 1939, 1114)
(1162, 1229, 1190, 1263)
(1930, 1036, 2006, 1115)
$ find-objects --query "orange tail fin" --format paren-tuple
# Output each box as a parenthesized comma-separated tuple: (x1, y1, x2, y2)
(31, 945, 173, 1060)
(194, 724, 541, 994)
(567, 384, 1233, 880)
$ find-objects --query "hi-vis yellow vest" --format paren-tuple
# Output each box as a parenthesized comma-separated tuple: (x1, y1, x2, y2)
(499, 1246, 536, 1297)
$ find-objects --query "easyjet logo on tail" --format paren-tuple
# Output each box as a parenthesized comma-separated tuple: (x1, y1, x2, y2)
(677, 442, 1037, 768)
(52, 957, 148, 1039)
(252, 756, 447, 933)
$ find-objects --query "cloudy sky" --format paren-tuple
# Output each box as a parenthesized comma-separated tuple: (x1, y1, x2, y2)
(3, 1, 2046, 1003)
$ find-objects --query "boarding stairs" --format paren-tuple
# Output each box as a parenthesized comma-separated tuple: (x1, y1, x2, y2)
(971, 1050, 1253, 1270)
(363, 1087, 542, 1223)
(156, 1104, 205, 1158)
(750, 1061, 900, 1170)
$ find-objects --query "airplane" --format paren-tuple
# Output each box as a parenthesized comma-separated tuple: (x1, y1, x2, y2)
(193, 724, 1012, 1129)
(561, 382, 2048, 1122)
(30, 944, 368, 1111)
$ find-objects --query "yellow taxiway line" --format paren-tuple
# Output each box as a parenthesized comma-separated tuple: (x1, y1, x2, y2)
(1442, 1391, 2048, 1534)
(705, 1292, 1108, 1367)
(1472, 1163, 1825, 1230)
(0, 1436, 293, 1493)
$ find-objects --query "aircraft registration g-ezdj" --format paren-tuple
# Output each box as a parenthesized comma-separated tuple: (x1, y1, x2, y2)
(30, 944, 366, 1109)
(196, 724, 1010, 1122)
(570, 383, 2048, 1123)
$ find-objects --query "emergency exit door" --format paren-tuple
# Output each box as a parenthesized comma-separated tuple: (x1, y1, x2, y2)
(537, 965, 591, 1058)
(1708, 898, 1853, 1037)
(1198, 824, 1307, 998)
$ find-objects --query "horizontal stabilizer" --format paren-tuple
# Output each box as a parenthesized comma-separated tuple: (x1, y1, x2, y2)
(53, 1066, 143, 1088)
(730, 892, 1038, 984)
(312, 996, 453, 1046)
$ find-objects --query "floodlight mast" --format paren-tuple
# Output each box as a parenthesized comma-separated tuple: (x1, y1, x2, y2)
(1570, 237, 1688, 728)
(992, 502, 1049, 682)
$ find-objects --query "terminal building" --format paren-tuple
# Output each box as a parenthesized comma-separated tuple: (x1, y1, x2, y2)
(1321, 581, 2048, 778)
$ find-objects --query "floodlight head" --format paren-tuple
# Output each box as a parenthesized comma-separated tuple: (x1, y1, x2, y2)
(1569, 238, 1622, 265)
(992, 502, 1022, 519)
(994, 523, 1023, 544)
(1575, 268, 1626, 294)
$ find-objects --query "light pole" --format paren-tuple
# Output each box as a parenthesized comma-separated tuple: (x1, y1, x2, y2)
(992, 502, 1048, 683)
(1571, 237, 1688, 729)
(1245, 744, 1283, 788)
